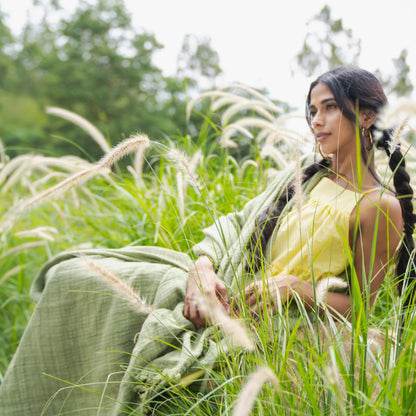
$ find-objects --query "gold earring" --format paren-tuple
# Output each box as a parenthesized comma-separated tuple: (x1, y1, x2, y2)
(362, 127, 374, 149)
(318, 144, 331, 160)
(368, 129, 373, 147)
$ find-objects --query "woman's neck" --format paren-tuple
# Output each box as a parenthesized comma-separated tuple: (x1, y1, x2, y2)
(330, 153, 378, 191)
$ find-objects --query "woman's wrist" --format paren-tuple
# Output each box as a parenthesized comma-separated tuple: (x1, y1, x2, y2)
(283, 274, 301, 301)
(196, 255, 216, 271)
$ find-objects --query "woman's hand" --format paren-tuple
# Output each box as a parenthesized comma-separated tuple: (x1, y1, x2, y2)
(243, 274, 298, 317)
(183, 255, 230, 328)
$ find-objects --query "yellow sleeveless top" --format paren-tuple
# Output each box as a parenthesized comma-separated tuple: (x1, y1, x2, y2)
(269, 177, 365, 282)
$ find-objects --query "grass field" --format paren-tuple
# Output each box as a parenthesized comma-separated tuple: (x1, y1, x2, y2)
(1, 91, 416, 415)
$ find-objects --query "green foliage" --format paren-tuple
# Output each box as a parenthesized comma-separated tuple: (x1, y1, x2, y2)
(1, 117, 416, 413)
(0, 128, 267, 378)
(177, 34, 222, 90)
(376, 49, 414, 97)
(0, 0, 224, 160)
(295, 5, 414, 98)
(0, 93, 47, 154)
(0, 9, 15, 90)
(295, 5, 361, 77)
(1, 2, 416, 413)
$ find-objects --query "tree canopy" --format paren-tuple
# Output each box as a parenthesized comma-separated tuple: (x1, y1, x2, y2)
(0, 0, 223, 159)
(0, 1, 414, 160)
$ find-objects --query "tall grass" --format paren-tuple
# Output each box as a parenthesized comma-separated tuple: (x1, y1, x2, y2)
(1, 89, 416, 415)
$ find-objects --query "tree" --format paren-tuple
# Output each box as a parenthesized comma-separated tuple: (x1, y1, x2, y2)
(0, 11, 48, 154)
(9, 0, 183, 158)
(0, 10, 14, 89)
(376, 49, 414, 97)
(177, 34, 222, 91)
(295, 5, 414, 99)
(295, 5, 361, 77)
(24, 1, 167, 152)
(1, 0, 227, 159)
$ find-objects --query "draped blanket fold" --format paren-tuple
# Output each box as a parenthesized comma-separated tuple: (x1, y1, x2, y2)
(0, 156, 324, 415)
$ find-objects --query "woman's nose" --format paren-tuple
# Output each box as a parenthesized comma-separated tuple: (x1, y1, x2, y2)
(311, 112, 324, 127)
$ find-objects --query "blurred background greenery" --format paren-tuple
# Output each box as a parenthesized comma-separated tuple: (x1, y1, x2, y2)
(0, 0, 413, 162)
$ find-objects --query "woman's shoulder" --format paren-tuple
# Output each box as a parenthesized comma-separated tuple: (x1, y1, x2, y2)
(356, 188, 403, 233)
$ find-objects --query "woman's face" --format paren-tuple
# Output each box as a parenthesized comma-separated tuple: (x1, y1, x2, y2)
(308, 82, 357, 157)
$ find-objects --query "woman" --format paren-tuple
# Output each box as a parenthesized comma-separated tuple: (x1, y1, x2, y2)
(186, 66, 414, 324)
(0, 67, 414, 415)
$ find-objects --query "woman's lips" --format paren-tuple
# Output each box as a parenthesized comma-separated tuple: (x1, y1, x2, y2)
(316, 133, 331, 142)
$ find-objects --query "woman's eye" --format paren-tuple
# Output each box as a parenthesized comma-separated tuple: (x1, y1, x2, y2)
(327, 103, 338, 110)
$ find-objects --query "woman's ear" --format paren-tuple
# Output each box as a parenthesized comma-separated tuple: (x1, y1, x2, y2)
(359, 109, 377, 129)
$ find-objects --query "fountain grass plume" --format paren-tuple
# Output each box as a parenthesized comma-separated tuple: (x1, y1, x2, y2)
(377, 99, 416, 131)
(0, 155, 96, 196)
(0, 138, 6, 167)
(15, 166, 106, 213)
(169, 148, 202, 220)
(15, 226, 58, 241)
(196, 294, 255, 352)
(80, 254, 153, 314)
(221, 101, 278, 126)
(239, 160, 259, 177)
(211, 96, 247, 112)
(315, 277, 348, 305)
(97, 134, 150, 168)
(166, 147, 202, 190)
(131, 139, 151, 186)
(221, 124, 254, 148)
(231, 366, 280, 416)
(186, 83, 281, 122)
(221, 117, 311, 156)
(0, 241, 46, 259)
(0, 155, 35, 187)
(186, 91, 246, 121)
(0, 265, 24, 285)
(46, 106, 111, 154)
(260, 145, 288, 168)
(14, 134, 150, 213)
(376, 99, 416, 158)
(390, 117, 410, 153)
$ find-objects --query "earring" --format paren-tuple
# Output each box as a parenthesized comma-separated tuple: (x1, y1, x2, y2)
(318, 144, 331, 160)
(368, 129, 373, 147)
(362, 127, 374, 150)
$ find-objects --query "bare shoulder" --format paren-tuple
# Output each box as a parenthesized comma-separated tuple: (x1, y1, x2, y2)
(358, 188, 403, 233)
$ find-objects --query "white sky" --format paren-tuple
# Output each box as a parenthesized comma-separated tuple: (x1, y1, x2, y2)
(2, 0, 416, 113)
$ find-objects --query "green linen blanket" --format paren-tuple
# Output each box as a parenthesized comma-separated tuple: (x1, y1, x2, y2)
(0, 156, 325, 415)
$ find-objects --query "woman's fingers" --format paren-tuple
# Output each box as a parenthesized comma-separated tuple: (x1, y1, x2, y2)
(244, 281, 263, 307)
(242, 277, 287, 317)
(215, 282, 230, 314)
(184, 273, 232, 328)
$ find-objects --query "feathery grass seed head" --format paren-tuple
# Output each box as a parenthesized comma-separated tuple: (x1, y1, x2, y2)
(80, 255, 153, 314)
(98, 134, 150, 169)
(315, 277, 348, 305)
(231, 366, 279, 416)
(196, 294, 255, 351)
(46, 106, 111, 154)
(166, 148, 202, 190)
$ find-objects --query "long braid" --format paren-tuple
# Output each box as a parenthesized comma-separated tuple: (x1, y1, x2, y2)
(376, 129, 416, 306)
(247, 159, 330, 273)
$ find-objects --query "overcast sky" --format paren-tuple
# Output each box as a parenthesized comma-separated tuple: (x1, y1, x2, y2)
(2, 0, 416, 113)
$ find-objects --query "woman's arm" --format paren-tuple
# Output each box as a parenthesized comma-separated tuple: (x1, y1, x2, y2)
(243, 274, 353, 318)
(244, 192, 403, 318)
(346, 192, 403, 310)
